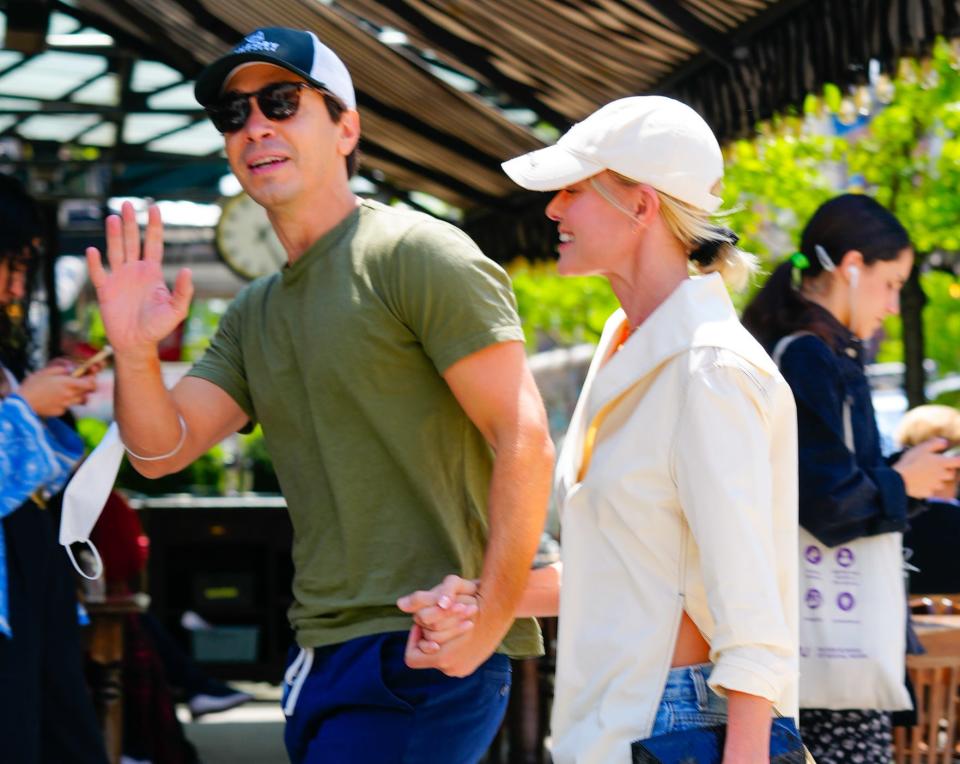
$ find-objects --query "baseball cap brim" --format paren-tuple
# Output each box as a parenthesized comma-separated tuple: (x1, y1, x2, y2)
(195, 53, 321, 106)
(501, 145, 606, 192)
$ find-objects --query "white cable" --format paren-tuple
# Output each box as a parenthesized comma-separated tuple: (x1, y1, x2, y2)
(124, 414, 188, 461)
(814, 244, 836, 272)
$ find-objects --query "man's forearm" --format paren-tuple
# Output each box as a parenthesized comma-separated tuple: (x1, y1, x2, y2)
(114, 347, 187, 477)
(477, 425, 554, 633)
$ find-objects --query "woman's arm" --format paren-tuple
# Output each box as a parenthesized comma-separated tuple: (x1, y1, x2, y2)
(673, 359, 796, 750)
(515, 562, 561, 618)
(724, 691, 773, 764)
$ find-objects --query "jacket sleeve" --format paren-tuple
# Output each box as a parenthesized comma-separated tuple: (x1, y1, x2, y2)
(673, 361, 796, 703)
(779, 337, 907, 546)
(0, 394, 62, 515)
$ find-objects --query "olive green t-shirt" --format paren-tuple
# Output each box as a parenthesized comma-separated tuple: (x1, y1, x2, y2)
(188, 200, 542, 658)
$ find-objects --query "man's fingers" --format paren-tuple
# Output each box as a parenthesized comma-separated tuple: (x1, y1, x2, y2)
(170, 268, 194, 317)
(421, 620, 474, 644)
(121, 201, 141, 264)
(414, 602, 478, 630)
(85, 247, 108, 288)
(143, 204, 164, 262)
(104, 215, 124, 271)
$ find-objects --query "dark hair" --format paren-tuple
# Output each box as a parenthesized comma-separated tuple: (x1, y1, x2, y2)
(322, 92, 359, 178)
(0, 173, 42, 378)
(742, 194, 910, 348)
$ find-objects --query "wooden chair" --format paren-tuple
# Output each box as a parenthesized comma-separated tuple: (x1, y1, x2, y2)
(910, 595, 959, 615)
(893, 654, 960, 763)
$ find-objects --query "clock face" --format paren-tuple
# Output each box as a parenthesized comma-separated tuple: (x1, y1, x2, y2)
(215, 193, 287, 281)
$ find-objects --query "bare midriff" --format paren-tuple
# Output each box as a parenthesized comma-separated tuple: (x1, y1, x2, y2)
(671, 611, 710, 667)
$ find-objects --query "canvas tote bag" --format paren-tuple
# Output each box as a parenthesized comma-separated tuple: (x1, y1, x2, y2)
(773, 333, 911, 711)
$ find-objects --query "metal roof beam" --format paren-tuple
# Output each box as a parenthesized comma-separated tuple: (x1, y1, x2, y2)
(373, 0, 571, 130)
(641, 0, 739, 68)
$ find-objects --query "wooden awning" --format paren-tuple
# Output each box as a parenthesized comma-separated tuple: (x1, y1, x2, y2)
(50, 0, 958, 215)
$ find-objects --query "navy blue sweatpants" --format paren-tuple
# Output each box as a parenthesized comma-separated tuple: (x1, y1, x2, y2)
(282, 631, 511, 763)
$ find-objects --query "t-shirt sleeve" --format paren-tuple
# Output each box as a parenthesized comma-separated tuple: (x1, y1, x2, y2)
(386, 220, 524, 374)
(186, 294, 256, 425)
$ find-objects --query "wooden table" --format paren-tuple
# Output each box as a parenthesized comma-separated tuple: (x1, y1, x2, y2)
(85, 594, 149, 764)
(913, 613, 960, 656)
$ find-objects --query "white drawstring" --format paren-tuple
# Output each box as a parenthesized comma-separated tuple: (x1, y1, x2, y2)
(282, 646, 314, 716)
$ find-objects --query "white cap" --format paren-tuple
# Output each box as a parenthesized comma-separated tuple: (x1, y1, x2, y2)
(502, 96, 724, 212)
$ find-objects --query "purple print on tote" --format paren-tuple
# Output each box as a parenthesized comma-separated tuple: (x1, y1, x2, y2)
(837, 592, 855, 611)
(805, 545, 822, 564)
(805, 588, 823, 609)
(836, 547, 855, 568)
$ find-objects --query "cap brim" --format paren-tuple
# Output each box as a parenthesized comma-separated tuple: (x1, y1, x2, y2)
(194, 53, 318, 106)
(501, 145, 605, 191)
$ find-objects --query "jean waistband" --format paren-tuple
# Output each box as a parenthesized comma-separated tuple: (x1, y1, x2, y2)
(659, 662, 714, 703)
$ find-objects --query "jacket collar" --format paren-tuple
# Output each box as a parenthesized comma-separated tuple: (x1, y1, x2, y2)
(586, 273, 773, 420)
(556, 274, 773, 501)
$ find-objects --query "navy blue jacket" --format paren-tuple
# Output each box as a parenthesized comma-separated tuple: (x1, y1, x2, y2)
(775, 323, 908, 548)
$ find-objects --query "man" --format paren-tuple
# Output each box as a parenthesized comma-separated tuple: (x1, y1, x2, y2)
(85, 27, 553, 763)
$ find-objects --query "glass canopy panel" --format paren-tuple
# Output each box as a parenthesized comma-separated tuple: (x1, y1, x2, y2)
(0, 97, 41, 112)
(147, 121, 223, 155)
(0, 51, 25, 73)
(148, 83, 198, 110)
(0, 116, 18, 133)
(48, 12, 81, 35)
(78, 122, 116, 147)
(17, 114, 100, 141)
(132, 61, 182, 92)
(71, 73, 119, 105)
(0, 51, 106, 99)
(123, 114, 191, 143)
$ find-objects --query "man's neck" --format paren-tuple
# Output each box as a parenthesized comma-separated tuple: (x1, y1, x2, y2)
(269, 186, 360, 263)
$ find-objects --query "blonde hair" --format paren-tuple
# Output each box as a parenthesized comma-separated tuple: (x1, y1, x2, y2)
(894, 404, 960, 448)
(609, 172, 757, 291)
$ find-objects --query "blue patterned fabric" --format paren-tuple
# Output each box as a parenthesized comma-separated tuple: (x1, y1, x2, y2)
(0, 393, 83, 636)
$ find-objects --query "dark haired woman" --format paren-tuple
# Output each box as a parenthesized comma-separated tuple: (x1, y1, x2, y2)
(743, 193, 959, 763)
(0, 174, 108, 763)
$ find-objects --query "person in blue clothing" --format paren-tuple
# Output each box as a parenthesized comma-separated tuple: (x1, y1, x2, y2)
(0, 174, 109, 764)
(742, 193, 960, 763)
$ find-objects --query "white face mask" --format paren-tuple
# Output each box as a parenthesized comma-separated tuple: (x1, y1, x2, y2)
(60, 422, 125, 580)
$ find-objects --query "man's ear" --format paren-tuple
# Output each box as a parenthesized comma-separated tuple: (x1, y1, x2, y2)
(337, 110, 361, 156)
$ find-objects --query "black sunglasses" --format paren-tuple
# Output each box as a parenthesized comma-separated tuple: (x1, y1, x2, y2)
(205, 81, 324, 134)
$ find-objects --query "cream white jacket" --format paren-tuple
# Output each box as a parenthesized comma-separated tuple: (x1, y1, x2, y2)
(550, 275, 799, 764)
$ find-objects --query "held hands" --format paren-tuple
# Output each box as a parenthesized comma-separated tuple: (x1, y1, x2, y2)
(398, 575, 495, 678)
(85, 202, 193, 357)
(18, 364, 97, 417)
(893, 437, 960, 499)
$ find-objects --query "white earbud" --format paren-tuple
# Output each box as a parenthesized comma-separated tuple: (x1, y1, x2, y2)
(848, 266, 860, 288)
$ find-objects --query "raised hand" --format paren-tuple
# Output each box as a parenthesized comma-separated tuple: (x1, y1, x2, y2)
(85, 202, 193, 356)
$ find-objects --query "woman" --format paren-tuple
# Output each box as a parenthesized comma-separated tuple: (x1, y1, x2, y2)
(0, 174, 108, 763)
(741, 194, 959, 763)
(402, 96, 800, 763)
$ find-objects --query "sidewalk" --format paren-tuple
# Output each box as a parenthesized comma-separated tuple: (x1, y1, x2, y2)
(178, 683, 286, 764)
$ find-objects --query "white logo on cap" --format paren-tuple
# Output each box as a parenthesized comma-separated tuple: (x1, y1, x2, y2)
(234, 30, 279, 54)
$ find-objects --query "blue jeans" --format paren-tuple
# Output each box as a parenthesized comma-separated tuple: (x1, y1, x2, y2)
(650, 662, 728, 736)
(282, 631, 511, 763)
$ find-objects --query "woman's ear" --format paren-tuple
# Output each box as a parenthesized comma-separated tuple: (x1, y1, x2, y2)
(838, 250, 865, 284)
(635, 185, 660, 227)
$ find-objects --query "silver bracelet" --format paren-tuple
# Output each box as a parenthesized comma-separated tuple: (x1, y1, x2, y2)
(124, 414, 188, 462)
